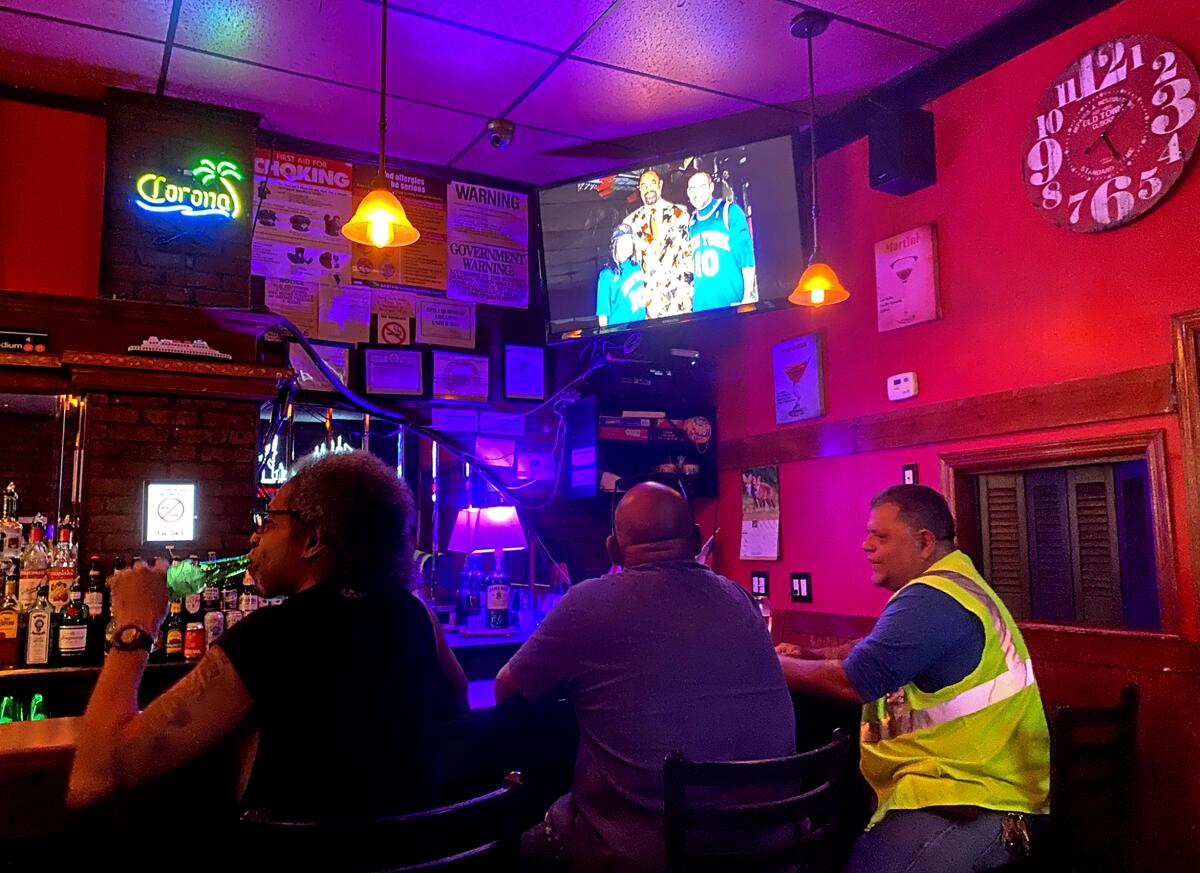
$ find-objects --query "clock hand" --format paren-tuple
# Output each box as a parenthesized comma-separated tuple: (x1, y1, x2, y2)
(1101, 131, 1121, 160)
(1083, 98, 1130, 156)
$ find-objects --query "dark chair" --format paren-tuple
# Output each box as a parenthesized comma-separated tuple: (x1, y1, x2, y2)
(998, 683, 1140, 873)
(238, 771, 525, 873)
(664, 729, 852, 873)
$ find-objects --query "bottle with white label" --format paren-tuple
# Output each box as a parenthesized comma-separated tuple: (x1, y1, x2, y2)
(18, 516, 50, 611)
(23, 585, 52, 666)
(47, 517, 77, 612)
(485, 550, 512, 630)
(54, 583, 89, 663)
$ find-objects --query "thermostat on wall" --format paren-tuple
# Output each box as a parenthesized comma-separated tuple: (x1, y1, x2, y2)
(887, 371, 918, 401)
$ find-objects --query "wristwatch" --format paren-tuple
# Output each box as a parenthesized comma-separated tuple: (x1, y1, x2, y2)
(109, 624, 154, 653)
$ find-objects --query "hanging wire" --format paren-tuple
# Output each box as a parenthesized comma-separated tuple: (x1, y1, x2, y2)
(806, 30, 820, 260)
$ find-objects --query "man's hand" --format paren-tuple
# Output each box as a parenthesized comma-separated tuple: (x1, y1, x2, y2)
(109, 561, 169, 636)
(775, 642, 825, 659)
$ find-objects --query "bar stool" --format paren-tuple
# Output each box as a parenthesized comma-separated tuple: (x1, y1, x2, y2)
(237, 771, 525, 872)
(663, 728, 852, 873)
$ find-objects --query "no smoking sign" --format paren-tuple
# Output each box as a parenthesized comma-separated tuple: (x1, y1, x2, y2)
(379, 318, 409, 345)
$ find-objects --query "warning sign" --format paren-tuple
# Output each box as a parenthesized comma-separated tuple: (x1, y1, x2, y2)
(379, 319, 409, 345)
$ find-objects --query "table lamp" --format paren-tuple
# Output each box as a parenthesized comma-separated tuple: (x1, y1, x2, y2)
(448, 506, 527, 631)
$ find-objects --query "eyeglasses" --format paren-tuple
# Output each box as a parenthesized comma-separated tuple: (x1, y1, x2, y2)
(251, 508, 301, 532)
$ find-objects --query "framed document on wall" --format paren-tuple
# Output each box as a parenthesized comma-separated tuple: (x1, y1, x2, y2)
(432, 351, 489, 402)
(364, 348, 425, 396)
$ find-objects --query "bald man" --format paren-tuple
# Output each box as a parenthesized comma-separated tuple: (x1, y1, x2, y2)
(496, 483, 796, 873)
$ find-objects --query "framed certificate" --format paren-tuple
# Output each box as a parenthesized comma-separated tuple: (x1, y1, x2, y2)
(504, 344, 545, 400)
(364, 348, 425, 396)
(432, 351, 489, 402)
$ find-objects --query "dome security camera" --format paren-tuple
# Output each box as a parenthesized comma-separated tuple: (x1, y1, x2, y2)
(486, 119, 515, 150)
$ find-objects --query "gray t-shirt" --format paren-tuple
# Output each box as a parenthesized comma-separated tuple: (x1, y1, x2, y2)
(506, 559, 796, 872)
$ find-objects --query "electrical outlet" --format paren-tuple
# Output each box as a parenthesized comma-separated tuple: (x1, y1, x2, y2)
(902, 464, 919, 485)
(750, 571, 769, 597)
(790, 572, 812, 603)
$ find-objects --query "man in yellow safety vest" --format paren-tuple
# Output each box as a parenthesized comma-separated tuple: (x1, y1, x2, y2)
(778, 484, 1049, 872)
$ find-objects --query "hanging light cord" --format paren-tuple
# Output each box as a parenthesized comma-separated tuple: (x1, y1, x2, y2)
(806, 31, 820, 261)
(377, 0, 388, 183)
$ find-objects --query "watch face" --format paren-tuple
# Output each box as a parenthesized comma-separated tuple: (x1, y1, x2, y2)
(1023, 35, 1199, 232)
(117, 625, 150, 648)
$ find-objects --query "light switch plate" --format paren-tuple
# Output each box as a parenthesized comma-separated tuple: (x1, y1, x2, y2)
(750, 571, 769, 597)
(902, 464, 919, 485)
(790, 572, 812, 603)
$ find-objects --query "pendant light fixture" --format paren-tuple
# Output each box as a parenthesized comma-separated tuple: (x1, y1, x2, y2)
(342, 0, 419, 249)
(787, 11, 849, 307)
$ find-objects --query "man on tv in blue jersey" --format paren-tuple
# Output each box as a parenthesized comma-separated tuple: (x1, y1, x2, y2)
(686, 171, 757, 311)
(596, 224, 648, 327)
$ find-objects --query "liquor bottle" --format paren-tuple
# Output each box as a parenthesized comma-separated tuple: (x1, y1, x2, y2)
(163, 600, 184, 660)
(485, 550, 512, 631)
(23, 585, 52, 666)
(0, 573, 19, 667)
(0, 482, 21, 565)
(47, 516, 77, 612)
(104, 556, 126, 653)
(83, 557, 105, 661)
(18, 515, 50, 612)
(221, 570, 240, 612)
(201, 559, 222, 616)
(54, 581, 89, 663)
(238, 571, 258, 614)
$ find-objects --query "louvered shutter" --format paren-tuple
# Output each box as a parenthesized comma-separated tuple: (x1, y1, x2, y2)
(1067, 465, 1124, 627)
(978, 473, 1031, 619)
(1024, 469, 1076, 623)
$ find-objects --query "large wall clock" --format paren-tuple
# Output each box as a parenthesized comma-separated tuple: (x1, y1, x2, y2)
(1023, 34, 1199, 232)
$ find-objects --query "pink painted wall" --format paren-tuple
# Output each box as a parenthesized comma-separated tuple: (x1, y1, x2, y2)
(704, 0, 1200, 634)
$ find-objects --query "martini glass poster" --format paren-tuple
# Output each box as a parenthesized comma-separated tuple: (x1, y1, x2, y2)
(772, 333, 824, 425)
(875, 223, 940, 332)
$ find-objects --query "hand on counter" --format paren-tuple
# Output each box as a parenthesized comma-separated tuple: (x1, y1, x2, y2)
(109, 561, 169, 636)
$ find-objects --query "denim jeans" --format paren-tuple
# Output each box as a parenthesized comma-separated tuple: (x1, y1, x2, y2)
(842, 809, 1034, 873)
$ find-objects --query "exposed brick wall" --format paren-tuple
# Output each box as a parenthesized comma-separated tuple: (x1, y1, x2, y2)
(101, 90, 258, 308)
(80, 393, 260, 560)
(0, 413, 63, 519)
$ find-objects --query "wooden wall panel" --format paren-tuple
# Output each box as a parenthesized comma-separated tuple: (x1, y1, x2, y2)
(720, 366, 1173, 470)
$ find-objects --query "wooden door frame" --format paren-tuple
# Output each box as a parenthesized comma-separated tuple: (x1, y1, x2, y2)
(1172, 309, 1200, 633)
(940, 430, 1179, 633)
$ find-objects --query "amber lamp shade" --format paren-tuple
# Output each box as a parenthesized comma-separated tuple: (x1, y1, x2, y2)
(787, 260, 849, 307)
(342, 188, 420, 248)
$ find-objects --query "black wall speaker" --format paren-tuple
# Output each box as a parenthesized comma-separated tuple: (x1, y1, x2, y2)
(868, 108, 936, 196)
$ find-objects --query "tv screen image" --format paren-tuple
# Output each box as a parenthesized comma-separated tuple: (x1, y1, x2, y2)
(540, 134, 805, 341)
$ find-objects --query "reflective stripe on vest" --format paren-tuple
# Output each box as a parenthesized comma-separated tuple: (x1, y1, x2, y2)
(861, 569, 1036, 744)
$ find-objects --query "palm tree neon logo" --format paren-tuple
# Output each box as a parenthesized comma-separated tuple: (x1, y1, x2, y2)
(134, 159, 244, 219)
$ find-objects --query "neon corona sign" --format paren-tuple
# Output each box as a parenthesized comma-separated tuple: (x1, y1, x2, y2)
(134, 159, 244, 219)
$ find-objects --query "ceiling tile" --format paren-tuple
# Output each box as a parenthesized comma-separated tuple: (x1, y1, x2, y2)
(176, 0, 555, 117)
(166, 47, 483, 166)
(393, 0, 617, 52)
(577, 0, 935, 107)
(833, 0, 1025, 50)
(0, 0, 173, 40)
(454, 125, 629, 185)
(508, 58, 754, 143)
(0, 10, 162, 99)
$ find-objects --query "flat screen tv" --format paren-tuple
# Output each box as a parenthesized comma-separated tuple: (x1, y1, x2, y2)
(539, 134, 805, 342)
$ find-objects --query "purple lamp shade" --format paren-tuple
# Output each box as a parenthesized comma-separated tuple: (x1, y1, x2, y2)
(447, 506, 527, 554)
